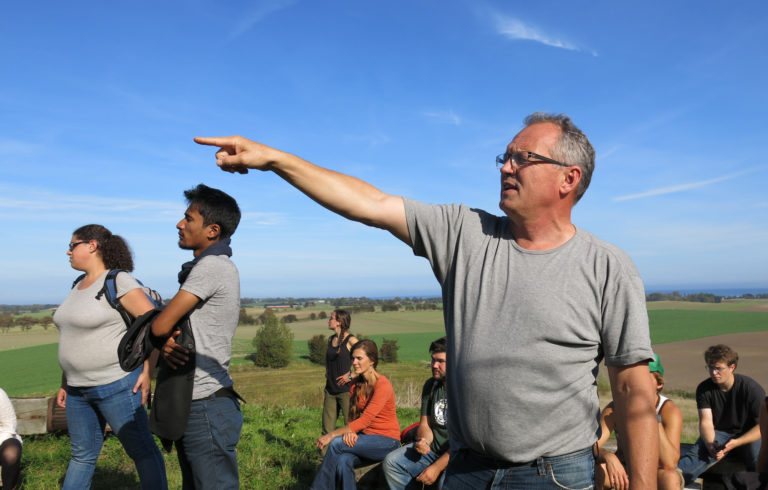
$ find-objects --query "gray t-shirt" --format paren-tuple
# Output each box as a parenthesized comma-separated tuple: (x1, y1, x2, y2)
(54, 270, 142, 387)
(404, 199, 654, 462)
(180, 254, 240, 399)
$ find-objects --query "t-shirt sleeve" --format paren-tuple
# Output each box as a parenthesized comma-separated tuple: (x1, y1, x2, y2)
(180, 256, 221, 301)
(404, 198, 465, 284)
(348, 377, 395, 433)
(696, 382, 712, 410)
(114, 271, 142, 299)
(420, 378, 432, 416)
(746, 379, 766, 420)
(598, 249, 654, 367)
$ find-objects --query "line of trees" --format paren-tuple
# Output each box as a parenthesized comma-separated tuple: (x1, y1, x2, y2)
(0, 314, 54, 333)
(646, 291, 723, 303)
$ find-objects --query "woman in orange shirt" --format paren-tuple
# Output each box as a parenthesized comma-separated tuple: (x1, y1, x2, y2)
(311, 339, 400, 490)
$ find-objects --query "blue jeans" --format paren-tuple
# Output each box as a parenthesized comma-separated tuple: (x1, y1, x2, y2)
(443, 446, 594, 489)
(63, 369, 166, 490)
(678, 430, 761, 484)
(311, 433, 401, 490)
(175, 394, 243, 490)
(383, 442, 444, 489)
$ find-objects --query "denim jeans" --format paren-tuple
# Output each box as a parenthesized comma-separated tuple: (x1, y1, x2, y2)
(383, 442, 444, 490)
(311, 433, 401, 490)
(443, 446, 594, 489)
(678, 430, 761, 484)
(175, 393, 243, 490)
(63, 369, 166, 490)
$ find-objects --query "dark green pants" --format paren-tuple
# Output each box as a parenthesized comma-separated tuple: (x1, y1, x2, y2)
(321, 388, 350, 435)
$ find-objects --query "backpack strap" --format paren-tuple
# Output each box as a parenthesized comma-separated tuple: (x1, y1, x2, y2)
(71, 273, 86, 289)
(95, 269, 133, 327)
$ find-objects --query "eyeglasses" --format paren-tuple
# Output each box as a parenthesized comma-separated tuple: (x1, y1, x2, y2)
(68, 241, 89, 251)
(495, 150, 571, 170)
(705, 365, 729, 373)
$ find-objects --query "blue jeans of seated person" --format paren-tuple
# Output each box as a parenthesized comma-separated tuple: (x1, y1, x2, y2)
(383, 442, 444, 489)
(175, 394, 243, 490)
(62, 369, 166, 490)
(443, 446, 594, 490)
(678, 429, 761, 485)
(311, 433, 400, 490)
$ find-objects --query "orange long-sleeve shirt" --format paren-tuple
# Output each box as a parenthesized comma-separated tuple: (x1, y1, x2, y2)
(348, 375, 400, 439)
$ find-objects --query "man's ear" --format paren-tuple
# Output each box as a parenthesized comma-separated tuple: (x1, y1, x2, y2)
(206, 223, 221, 241)
(560, 166, 582, 196)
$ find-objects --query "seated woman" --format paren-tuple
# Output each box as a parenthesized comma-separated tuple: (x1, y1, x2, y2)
(596, 354, 683, 490)
(0, 387, 22, 490)
(311, 340, 400, 490)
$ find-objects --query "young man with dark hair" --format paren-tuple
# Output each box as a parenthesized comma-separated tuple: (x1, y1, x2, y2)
(383, 337, 449, 489)
(678, 344, 765, 485)
(152, 183, 243, 489)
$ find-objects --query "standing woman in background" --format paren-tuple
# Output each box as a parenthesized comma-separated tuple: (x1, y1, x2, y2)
(323, 309, 358, 436)
(0, 387, 22, 490)
(53, 224, 166, 490)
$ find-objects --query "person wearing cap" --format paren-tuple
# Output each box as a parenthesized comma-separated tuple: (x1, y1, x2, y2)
(596, 354, 683, 489)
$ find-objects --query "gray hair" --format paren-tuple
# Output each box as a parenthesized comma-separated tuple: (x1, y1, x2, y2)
(523, 112, 595, 203)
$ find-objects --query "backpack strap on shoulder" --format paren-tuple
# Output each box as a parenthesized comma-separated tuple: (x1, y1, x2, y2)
(71, 274, 86, 289)
(95, 269, 122, 309)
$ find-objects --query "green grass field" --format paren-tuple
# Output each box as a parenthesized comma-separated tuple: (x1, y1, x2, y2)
(4, 300, 768, 488)
(649, 309, 768, 344)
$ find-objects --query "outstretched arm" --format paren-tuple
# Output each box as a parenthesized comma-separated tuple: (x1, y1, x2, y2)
(608, 362, 659, 490)
(194, 136, 411, 244)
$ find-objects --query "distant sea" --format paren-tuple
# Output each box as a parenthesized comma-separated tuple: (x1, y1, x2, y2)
(644, 286, 768, 297)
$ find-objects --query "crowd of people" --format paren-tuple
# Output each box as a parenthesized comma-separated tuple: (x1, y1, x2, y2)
(3, 111, 767, 489)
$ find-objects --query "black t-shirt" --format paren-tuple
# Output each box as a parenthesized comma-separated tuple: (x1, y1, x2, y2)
(696, 374, 765, 436)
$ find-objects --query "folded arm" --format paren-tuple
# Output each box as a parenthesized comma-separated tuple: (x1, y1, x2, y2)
(151, 290, 200, 368)
(195, 136, 410, 244)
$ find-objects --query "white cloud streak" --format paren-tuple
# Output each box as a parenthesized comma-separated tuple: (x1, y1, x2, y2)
(612, 169, 758, 202)
(491, 13, 594, 55)
(422, 110, 461, 126)
(228, 0, 298, 40)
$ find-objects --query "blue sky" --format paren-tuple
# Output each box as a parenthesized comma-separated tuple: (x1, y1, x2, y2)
(2, 1, 767, 304)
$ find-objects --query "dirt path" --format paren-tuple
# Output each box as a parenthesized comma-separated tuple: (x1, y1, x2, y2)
(653, 331, 768, 393)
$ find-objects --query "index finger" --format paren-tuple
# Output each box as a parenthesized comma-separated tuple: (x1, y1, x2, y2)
(194, 136, 235, 148)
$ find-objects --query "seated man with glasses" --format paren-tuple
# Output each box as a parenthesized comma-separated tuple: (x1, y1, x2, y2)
(678, 344, 765, 485)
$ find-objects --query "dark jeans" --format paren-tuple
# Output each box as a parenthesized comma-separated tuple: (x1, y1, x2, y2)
(443, 446, 594, 489)
(175, 393, 243, 490)
(678, 430, 761, 485)
(0, 438, 22, 489)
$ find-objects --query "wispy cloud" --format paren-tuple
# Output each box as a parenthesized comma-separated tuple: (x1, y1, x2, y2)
(242, 211, 284, 226)
(228, 0, 298, 40)
(0, 185, 181, 219)
(422, 110, 461, 126)
(613, 169, 758, 202)
(491, 13, 596, 56)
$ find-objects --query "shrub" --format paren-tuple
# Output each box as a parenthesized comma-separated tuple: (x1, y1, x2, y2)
(380, 338, 399, 363)
(307, 334, 327, 364)
(251, 317, 294, 368)
(310, 312, 317, 320)
(257, 308, 276, 325)
(317, 311, 327, 319)
(239, 307, 256, 325)
(381, 303, 400, 312)
(283, 314, 298, 323)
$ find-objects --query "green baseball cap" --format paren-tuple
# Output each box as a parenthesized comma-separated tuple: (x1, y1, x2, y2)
(649, 354, 664, 376)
